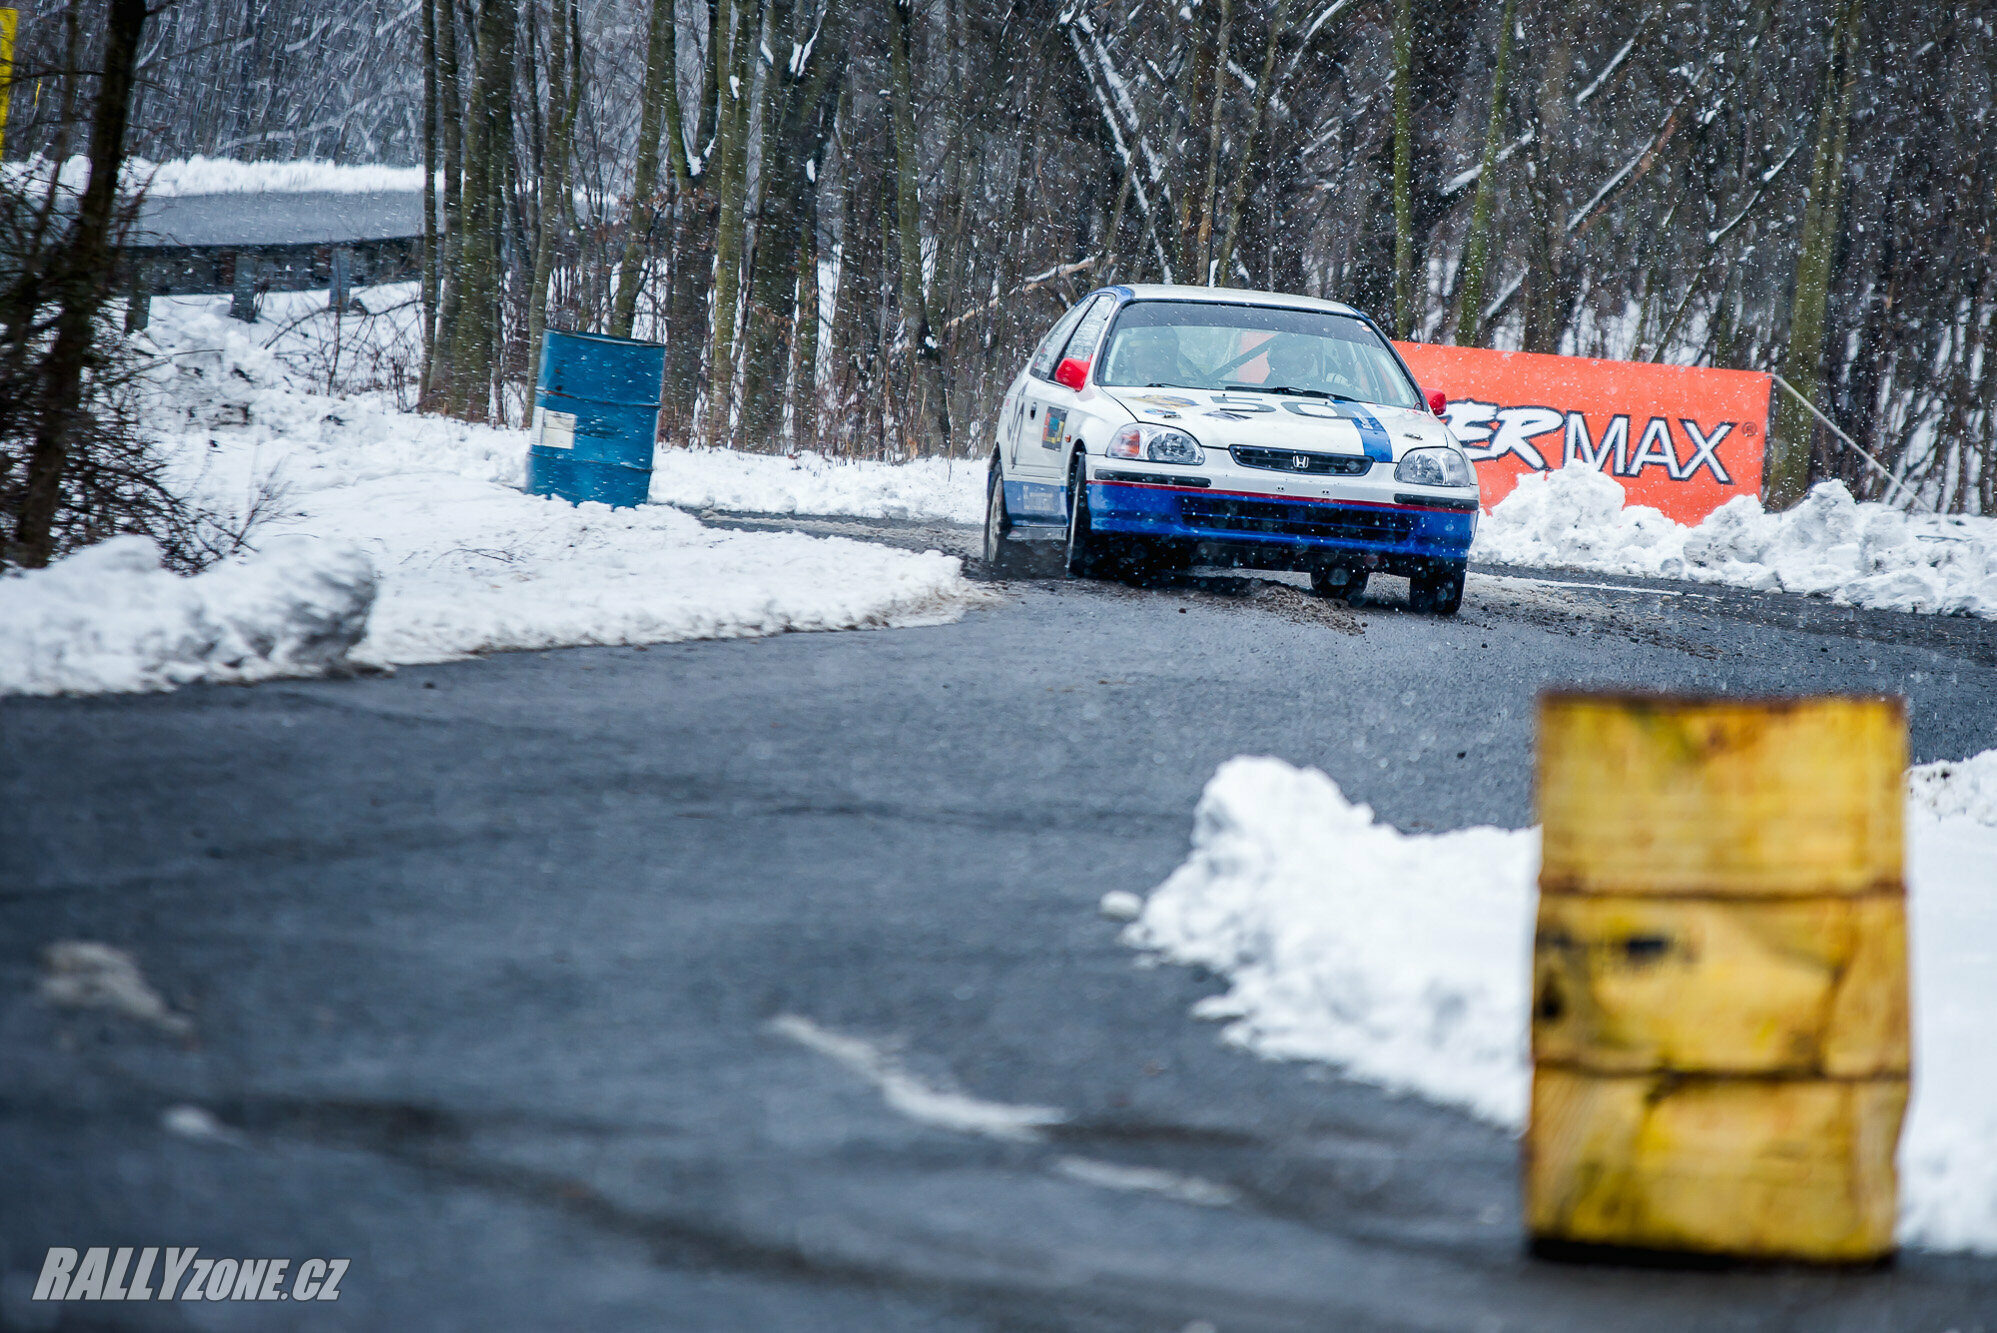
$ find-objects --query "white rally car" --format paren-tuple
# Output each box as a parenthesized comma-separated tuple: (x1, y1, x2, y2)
(983, 284, 1479, 613)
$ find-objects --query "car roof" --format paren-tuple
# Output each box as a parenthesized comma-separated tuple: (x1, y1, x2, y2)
(1107, 283, 1365, 320)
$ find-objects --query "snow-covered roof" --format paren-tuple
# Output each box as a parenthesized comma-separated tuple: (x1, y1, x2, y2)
(1113, 283, 1364, 319)
(3, 156, 427, 250)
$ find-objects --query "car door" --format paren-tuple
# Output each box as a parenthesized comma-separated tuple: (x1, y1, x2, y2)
(1008, 298, 1089, 472)
(1017, 292, 1117, 493)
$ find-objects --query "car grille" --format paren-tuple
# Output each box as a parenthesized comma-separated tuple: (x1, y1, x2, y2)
(1178, 494, 1418, 544)
(1229, 446, 1372, 476)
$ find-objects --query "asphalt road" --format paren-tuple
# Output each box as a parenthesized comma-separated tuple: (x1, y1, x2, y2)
(4, 520, 1997, 1331)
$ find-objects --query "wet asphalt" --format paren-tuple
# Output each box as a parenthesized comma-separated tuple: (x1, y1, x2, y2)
(3, 521, 1996, 1331)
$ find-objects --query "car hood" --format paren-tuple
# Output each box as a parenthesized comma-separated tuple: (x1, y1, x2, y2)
(1103, 388, 1454, 461)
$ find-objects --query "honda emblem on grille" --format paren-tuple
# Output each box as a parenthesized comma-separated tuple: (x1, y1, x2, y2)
(1291, 453, 1311, 470)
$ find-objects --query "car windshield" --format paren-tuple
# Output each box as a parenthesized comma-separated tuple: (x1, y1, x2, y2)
(1096, 300, 1422, 410)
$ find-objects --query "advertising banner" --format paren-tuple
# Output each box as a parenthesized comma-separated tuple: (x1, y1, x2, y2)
(1393, 342, 1770, 526)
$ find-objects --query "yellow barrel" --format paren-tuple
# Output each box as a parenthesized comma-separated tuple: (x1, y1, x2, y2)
(1526, 692, 1909, 1263)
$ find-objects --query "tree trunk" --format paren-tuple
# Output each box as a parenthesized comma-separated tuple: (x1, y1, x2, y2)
(528, 0, 579, 380)
(792, 179, 821, 445)
(661, 0, 712, 439)
(13, 0, 146, 567)
(1768, 0, 1863, 510)
(425, 0, 466, 407)
(886, 0, 948, 453)
(1194, 0, 1231, 284)
(1449, 0, 1514, 346)
(437, 0, 519, 422)
(740, 0, 846, 451)
(421, 0, 440, 385)
(1215, 0, 1291, 285)
(704, 0, 760, 446)
(611, 0, 679, 338)
(1389, 0, 1415, 337)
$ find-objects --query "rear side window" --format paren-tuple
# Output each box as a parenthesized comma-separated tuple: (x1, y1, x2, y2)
(1061, 296, 1118, 370)
(1028, 296, 1098, 379)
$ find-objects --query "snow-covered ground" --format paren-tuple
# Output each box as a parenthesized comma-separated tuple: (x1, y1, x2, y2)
(0, 292, 985, 697)
(650, 447, 984, 525)
(1478, 465, 1997, 618)
(1119, 754, 1997, 1253)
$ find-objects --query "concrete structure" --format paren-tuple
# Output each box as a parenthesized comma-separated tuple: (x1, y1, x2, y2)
(122, 189, 424, 324)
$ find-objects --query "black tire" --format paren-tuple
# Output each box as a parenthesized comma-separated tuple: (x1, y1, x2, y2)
(983, 463, 1031, 577)
(1408, 560, 1466, 616)
(1064, 454, 1111, 579)
(1310, 568, 1369, 606)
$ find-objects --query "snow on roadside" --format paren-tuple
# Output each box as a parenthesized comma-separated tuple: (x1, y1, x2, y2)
(649, 446, 984, 525)
(0, 535, 375, 695)
(0, 292, 987, 696)
(1473, 464, 1997, 618)
(1122, 754, 1997, 1253)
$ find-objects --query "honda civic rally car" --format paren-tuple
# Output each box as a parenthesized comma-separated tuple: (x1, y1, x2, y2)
(983, 284, 1478, 613)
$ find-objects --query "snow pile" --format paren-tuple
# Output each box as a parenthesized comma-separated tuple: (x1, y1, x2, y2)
(1473, 466, 1997, 617)
(649, 446, 984, 525)
(1128, 758, 1536, 1124)
(321, 481, 974, 667)
(1910, 750, 1997, 825)
(1124, 754, 1997, 1253)
(0, 535, 376, 695)
(0, 292, 986, 696)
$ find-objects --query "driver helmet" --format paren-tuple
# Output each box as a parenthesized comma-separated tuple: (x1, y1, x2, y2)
(1263, 334, 1320, 386)
(1115, 324, 1182, 383)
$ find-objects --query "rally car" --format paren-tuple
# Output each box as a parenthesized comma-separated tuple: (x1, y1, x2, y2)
(982, 284, 1478, 613)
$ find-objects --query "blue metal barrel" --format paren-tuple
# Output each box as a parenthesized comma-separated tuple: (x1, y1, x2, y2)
(525, 329, 667, 509)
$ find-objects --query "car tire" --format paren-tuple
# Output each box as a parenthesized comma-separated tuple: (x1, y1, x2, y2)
(1065, 454, 1111, 579)
(983, 462, 1031, 578)
(1408, 560, 1466, 616)
(1311, 568, 1369, 606)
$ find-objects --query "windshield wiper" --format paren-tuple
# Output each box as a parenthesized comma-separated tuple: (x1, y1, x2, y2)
(1223, 383, 1359, 402)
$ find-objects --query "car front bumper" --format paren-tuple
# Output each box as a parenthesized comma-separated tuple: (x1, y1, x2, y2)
(1085, 466, 1477, 572)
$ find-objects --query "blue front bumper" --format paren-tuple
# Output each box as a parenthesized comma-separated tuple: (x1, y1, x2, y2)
(1088, 479, 1475, 566)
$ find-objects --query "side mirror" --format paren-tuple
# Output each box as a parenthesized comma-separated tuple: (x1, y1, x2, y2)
(1054, 357, 1090, 391)
(1426, 388, 1448, 417)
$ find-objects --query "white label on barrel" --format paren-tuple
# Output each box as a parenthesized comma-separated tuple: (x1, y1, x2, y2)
(534, 406, 577, 450)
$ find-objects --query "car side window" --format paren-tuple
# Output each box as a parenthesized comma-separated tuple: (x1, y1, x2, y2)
(1028, 299, 1094, 380)
(1060, 296, 1117, 369)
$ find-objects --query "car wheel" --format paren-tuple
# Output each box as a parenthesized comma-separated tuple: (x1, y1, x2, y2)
(1065, 455, 1110, 579)
(1408, 560, 1466, 616)
(983, 463, 1031, 577)
(1311, 568, 1369, 606)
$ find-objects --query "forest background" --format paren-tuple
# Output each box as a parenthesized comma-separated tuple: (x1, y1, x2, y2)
(3, 0, 1992, 526)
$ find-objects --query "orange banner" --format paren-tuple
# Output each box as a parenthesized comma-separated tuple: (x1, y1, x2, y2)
(1394, 343, 1769, 525)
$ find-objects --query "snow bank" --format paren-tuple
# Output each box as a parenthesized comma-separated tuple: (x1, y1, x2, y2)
(1473, 465, 1997, 618)
(1910, 750, 1997, 825)
(0, 535, 375, 695)
(0, 292, 986, 696)
(1124, 754, 1997, 1253)
(649, 446, 984, 525)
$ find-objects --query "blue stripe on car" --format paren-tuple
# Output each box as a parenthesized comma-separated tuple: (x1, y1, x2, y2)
(1339, 402, 1396, 462)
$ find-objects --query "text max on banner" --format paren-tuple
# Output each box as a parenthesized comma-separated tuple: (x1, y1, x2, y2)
(1394, 343, 1771, 526)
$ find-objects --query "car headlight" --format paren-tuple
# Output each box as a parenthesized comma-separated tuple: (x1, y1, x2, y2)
(1394, 446, 1476, 487)
(1107, 423, 1205, 466)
